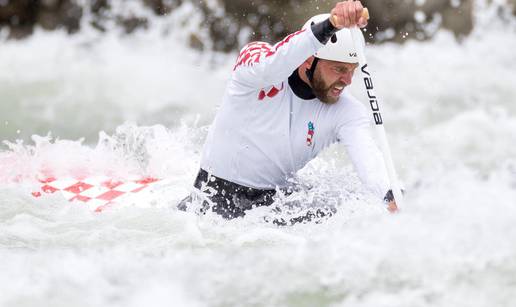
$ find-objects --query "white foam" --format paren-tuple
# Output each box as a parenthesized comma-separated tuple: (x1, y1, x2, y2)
(1, 1, 516, 306)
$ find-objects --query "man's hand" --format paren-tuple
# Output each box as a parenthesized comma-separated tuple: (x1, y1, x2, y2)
(330, 1, 368, 29)
(387, 200, 398, 213)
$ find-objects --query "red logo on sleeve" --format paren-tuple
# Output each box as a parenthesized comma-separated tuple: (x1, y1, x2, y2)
(258, 83, 284, 100)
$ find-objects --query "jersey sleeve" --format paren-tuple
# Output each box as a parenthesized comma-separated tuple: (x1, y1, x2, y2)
(336, 95, 390, 199)
(231, 23, 329, 89)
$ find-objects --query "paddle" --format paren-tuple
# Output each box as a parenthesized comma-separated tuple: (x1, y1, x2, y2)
(334, 8, 404, 209)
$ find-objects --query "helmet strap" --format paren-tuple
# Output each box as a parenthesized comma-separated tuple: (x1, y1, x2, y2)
(305, 57, 320, 83)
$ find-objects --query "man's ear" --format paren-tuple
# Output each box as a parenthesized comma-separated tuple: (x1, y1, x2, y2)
(303, 56, 315, 70)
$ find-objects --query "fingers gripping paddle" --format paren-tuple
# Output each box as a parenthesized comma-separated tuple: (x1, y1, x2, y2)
(347, 9, 405, 208)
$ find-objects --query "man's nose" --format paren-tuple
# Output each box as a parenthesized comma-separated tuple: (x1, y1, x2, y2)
(340, 72, 353, 85)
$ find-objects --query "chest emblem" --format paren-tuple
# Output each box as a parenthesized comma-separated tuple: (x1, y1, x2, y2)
(306, 121, 315, 146)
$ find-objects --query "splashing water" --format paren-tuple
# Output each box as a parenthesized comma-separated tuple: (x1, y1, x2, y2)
(1, 1, 516, 306)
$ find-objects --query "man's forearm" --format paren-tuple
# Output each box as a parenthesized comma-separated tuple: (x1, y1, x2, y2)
(311, 18, 339, 44)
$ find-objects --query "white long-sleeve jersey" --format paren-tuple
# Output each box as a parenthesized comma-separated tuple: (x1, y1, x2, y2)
(200, 23, 390, 199)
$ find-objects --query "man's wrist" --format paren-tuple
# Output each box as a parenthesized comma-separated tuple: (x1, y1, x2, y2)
(311, 18, 338, 44)
(383, 190, 394, 203)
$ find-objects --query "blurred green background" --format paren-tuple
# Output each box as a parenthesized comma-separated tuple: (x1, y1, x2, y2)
(2, 0, 510, 51)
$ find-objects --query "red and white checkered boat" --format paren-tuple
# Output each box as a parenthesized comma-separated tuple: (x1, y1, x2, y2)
(32, 175, 163, 212)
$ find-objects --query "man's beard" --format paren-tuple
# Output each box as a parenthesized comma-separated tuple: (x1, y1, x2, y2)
(310, 69, 346, 104)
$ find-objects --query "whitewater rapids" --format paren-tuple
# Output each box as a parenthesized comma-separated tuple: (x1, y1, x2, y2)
(1, 1, 515, 306)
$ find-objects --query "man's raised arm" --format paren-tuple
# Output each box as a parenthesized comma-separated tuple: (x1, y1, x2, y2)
(232, 1, 367, 89)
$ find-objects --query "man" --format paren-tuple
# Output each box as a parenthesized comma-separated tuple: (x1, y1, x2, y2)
(180, 1, 398, 221)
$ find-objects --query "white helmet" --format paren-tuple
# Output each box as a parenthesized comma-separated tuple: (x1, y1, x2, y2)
(302, 14, 365, 64)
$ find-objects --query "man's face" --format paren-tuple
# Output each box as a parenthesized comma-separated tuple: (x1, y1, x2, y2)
(310, 59, 358, 104)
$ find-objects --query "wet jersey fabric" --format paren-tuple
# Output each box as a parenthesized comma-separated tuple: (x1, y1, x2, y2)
(200, 22, 390, 199)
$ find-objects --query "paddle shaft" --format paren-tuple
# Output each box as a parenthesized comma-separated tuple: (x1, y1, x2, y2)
(350, 27, 404, 208)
